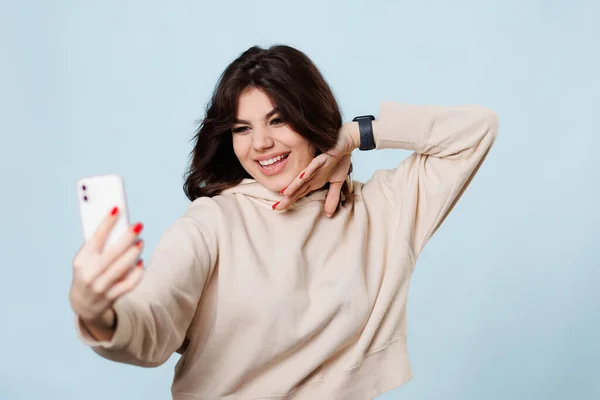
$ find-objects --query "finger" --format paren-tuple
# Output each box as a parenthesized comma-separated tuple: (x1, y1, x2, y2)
(277, 156, 332, 211)
(105, 264, 144, 301)
(324, 181, 343, 217)
(74, 252, 106, 286)
(299, 154, 327, 182)
(93, 241, 144, 294)
(280, 170, 307, 199)
(279, 184, 313, 211)
(87, 206, 121, 253)
(72, 244, 89, 270)
(282, 155, 328, 198)
(275, 181, 310, 210)
(101, 222, 144, 267)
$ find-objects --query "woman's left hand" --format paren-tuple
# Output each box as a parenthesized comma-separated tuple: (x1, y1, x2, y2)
(275, 122, 359, 217)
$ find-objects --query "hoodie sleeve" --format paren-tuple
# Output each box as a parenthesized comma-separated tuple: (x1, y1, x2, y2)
(363, 101, 498, 258)
(74, 212, 216, 367)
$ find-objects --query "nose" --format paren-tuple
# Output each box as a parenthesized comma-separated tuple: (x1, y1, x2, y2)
(252, 125, 274, 152)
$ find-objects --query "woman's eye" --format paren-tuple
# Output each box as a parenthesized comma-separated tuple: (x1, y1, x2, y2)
(270, 117, 284, 125)
(232, 126, 250, 134)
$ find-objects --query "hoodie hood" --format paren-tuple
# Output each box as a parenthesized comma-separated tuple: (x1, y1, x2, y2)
(221, 179, 329, 209)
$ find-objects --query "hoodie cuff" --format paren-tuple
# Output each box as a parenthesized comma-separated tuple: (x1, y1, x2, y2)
(75, 301, 133, 349)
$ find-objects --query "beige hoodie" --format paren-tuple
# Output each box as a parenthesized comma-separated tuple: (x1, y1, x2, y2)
(76, 101, 498, 399)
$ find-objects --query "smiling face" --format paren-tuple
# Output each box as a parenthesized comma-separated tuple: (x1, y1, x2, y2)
(232, 87, 316, 192)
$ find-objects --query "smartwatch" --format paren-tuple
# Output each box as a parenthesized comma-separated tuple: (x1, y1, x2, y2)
(352, 115, 376, 151)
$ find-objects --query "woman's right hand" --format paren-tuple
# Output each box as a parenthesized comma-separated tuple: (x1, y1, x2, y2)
(70, 207, 145, 336)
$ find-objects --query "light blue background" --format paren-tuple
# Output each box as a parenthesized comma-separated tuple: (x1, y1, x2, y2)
(1, 1, 598, 399)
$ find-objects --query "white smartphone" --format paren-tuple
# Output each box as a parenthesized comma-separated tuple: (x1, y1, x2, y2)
(77, 173, 130, 248)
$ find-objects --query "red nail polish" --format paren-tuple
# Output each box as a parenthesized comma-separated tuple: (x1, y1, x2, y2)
(300, 172, 305, 179)
(110, 206, 119, 216)
(132, 223, 144, 234)
(136, 259, 143, 267)
(280, 186, 288, 194)
(272, 201, 280, 210)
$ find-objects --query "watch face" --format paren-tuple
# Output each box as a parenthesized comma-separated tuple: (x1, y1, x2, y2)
(353, 115, 375, 121)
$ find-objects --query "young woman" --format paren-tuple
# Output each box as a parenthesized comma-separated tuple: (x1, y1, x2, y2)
(70, 45, 498, 399)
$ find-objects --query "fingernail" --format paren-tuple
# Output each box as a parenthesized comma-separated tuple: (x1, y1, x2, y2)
(136, 259, 143, 267)
(325, 213, 332, 218)
(272, 201, 280, 210)
(132, 223, 144, 234)
(110, 206, 119, 216)
(280, 186, 288, 194)
(300, 172, 305, 179)
(136, 239, 143, 247)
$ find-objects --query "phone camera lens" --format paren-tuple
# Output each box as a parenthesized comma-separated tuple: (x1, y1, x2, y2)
(83, 195, 88, 201)
(81, 185, 87, 191)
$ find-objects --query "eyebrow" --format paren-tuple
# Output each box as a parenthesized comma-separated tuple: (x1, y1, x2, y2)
(234, 108, 279, 125)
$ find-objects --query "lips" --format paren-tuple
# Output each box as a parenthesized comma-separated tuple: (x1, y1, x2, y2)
(257, 153, 289, 168)
(255, 153, 290, 176)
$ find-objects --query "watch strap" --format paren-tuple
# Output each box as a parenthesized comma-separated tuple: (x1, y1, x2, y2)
(352, 115, 376, 151)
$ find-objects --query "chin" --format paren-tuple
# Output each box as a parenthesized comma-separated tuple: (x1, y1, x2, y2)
(249, 154, 303, 193)
(254, 175, 292, 193)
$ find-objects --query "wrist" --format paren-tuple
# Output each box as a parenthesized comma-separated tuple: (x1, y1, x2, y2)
(85, 308, 116, 331)
(101, 308, 117, 329)
(345, 119, 378, 151)
(346, 121, 361, 151)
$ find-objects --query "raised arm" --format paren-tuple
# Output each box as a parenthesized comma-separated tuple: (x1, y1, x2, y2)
(75, 212, 216, 367)
(362, 101, 499, 257)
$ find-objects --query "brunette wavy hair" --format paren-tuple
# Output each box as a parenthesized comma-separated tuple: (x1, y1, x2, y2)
(183, 45, 351, 201)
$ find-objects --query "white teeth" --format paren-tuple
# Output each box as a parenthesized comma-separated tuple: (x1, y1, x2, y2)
(259, 154, 288, 166)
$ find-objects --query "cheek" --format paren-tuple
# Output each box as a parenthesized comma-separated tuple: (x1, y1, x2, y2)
(294, 146, 315, 170)
(232, 136, 249, 163)
(285, 134, 315, 161)
(298, 143, 316, 163)
(308, 143, 317, 158)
